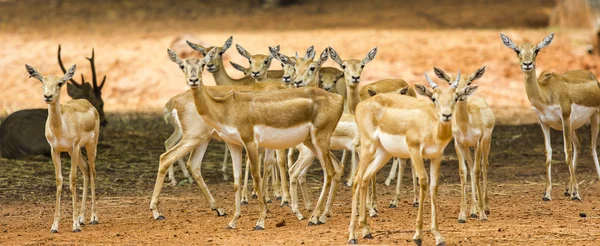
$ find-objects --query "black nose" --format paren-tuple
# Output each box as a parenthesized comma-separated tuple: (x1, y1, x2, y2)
(190, 78, 199, 83)
(523, 62, 532, 66)
(352, 76, 360, 80)
(282, 76, 290, 81)
(44, 95, 52, 100)
(252, 71, 259, 75)
(443, 113, 452, 118)
(100, 120, 108, 127)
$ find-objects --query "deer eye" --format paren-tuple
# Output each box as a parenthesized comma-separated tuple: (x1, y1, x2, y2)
(515, 50, 521, 55)
(431, 97, 437, 103)
(310, 67, 316, 72)
(264, 60, 269, 65)
(341, 65, 346, 69)
(534, 49, 540, 55)
(180, 65, 185, 69)
(361, 64, 365, 69)
(57, 81, 65, 87)
(281, 64, 284, 68)
(218, 51, 224, 56)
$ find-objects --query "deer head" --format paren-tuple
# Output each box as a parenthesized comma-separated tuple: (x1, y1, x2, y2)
(58, 45, 108, 127)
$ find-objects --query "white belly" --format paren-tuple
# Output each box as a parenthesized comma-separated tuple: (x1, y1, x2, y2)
(378, 131, 411, 158)
(532, 104, 597, 130)
(214, 125, 244, 145)
(254, 123, 311, 149)
(453, 128, 481, 147)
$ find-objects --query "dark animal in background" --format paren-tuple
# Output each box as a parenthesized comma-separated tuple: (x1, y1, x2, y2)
(0, 45, 107, 159)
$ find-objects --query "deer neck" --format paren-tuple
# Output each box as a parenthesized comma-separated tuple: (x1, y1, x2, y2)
(523, 69, 544, 104)
(346, 85, 360, 114)
(454, 101, 469, 133)
(212, 58, 253, 86)
(47, 100, 63, 134)
(190, 83, 227, 125)
(436, 120, 453, 143)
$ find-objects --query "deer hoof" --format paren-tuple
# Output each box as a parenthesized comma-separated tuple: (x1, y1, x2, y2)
(348, 239, 358, 244)
(363, 234, 373, 239)
(253, 225, 264, 231)
(458, 219, 466, 223)
(90, 220, 99, 225)
(413, 239, 422, 246)
(50, 229, 59, 234)
(156, 215, 166, 220)
(389, 204, 397, 208)
(72, 228, 81, 233)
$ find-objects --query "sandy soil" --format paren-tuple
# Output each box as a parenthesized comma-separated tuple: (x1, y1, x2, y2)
(2, 114, 600, 245)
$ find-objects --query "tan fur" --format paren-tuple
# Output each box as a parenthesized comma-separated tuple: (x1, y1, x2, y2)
(155, 48, 343, 229)
(359, 79, 416, 101)
(347, 72, 478, 245)
(25, 64, 100, 233)
(328, 46, 377, 114)
(433, 66, 495, 222)
(501, 32, 600, 201)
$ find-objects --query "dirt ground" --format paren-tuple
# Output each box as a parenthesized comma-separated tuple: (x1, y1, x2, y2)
(2, 0, 600, 245)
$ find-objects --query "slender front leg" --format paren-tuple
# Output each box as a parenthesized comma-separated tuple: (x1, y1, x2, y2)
(165, 129, 183, 186)
(50, 148, 63, 234)
(590, 113, 600, 180)
(276, 149, 290, 206)
(243, 142, 267, 230)
(76, 155, 89, 226)
(359, 152, 391, 239)
(430, 157, 446, 246)
(187, 142, 226, 216)
(321, 152, 343, 220)
(481, 135, 492, 215)
(289, 145, 314, 220)
(226, 144, 244, 229)
(69, 146, 82, 232)
(561, 114, 579, 200)
(539, 122, 553, 201)
(385, 158, 399, 186)
(222, 143, 230, 181)
(85, 143, 99, 225)
(241, 155, 250, 205)
(570, 130, 582, 200)
(303, 140, 332, 226)
(389, 158, 406, 208)
(410, 147, 428, 245)
(473, 142, 487, 220)
(455, 140, 468, 223)
(346, 150, 357, 187)
(411, 161, 419, 207)
(150, 138, 198, 220)
(462, 144, 478, 218)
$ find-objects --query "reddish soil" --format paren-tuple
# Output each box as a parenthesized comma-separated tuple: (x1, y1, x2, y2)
(2, 0, 600, 245)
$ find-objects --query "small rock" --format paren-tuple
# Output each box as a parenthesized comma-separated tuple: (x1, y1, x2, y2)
(276, 218, 286, 227)
(3, 229, 7, 233)
(116, 233, 122, 237)
(580, 212, 587, 218)
(498, 228, 502, 232)
(208, 239, 213, 242)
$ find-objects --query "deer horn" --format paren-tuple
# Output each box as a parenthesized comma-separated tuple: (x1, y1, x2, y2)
(451, 69, 461, 88)
(57, 45, 82, 87)
(424, 73, 438, 89)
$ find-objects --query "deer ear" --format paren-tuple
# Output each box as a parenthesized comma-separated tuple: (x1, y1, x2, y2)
(433, 67, 451, 83)
(537, 32, 554, 50)
(305, 45, 315, 60)
(368, 88, 377, 97)
(328, 46, 344, 68)
(414, 84, 432, 98)
(316, 49, 328, 68)
(457, 84, 479, 100)
(222, 36, 233, 52)
(230, 61, 249, 75)
(500, 33, 519, 52)
(399, 87, 409, 95)
(186, 40, 207, 56)
(168, 49, 183, 65)
(361, 47, 377, 65)
(64, 64, 76, 81)
(268, 46, 281, 60)
(25, 64, 43, 82)
(468, 66, 486, 84)
(279, 53, 296, 66)
(236, 44, 252, 59)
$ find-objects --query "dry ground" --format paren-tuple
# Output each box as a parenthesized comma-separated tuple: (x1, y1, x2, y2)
(2, 0, 600, 245)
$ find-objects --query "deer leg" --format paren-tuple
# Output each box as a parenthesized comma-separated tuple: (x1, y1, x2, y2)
(540, 122, 553, 201)
(411, 161, 419, 207)
(246, 142, 267, 230)
(473, 142, 487, 220)
(150, 138, 198, 220)
(410, 147, 428, 246)
(570, 130, 582, 200)
(76, 155, 89, 226)
(50, 148, 63, 234)
(298, 157, 313, 212)
(346, 150, 358, 187)
(390, 158, 407, 208)
(482, 133, 492, 215)
(187, 141, 226, 216)
(289, 145, 314, 220)
(322, 151, 343, 220)
(241, 155, 250, 205)
(271, 157, 281, 201)
(430, 156, 446, 246)
(303, 134, 333, 226)
(262, 149, 275, 206)
(561, 114, 579, 200)
(463, 144, 478, 218)
(276, 149, 290, 206)
(368, 177, 378, 218)
(222, 143, 230, 181)
(85, 143, 99, 225)
(591, 113, 600, 180)
(226, 144, 244, 229)
(385, 158, 399, 186)
(165, 127, 183, 186)
(359, 151, 392, 239)
(69, 146, 82, 232)
(455, 140, 468, 223)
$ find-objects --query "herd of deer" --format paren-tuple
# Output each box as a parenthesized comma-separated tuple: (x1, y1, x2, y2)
(4, 32, 600, 245)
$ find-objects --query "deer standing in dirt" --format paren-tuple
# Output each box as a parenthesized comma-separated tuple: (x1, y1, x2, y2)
(0, 46, 107, 159)
(348, 71, 479, 245)
(501, 33, 600, 201)
(25, 64, 100, 233)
